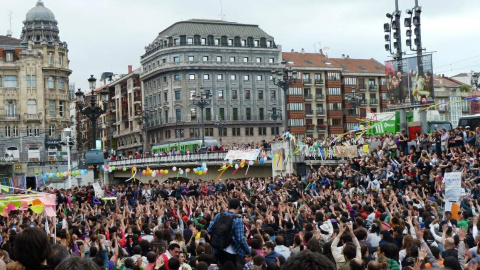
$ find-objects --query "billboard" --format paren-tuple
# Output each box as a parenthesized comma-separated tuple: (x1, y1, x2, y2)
(385, 54, 434, 107)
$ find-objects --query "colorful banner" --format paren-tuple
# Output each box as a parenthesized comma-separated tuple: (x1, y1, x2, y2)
(224, 149, 261, 161)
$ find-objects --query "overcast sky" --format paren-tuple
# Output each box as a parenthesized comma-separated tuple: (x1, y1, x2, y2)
(2, 0, 480, 91)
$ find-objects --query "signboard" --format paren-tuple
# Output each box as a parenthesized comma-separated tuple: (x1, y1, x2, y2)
(444, 172, 462, 202)
(85, 149, 104, 165)
(13, 163, 23, 172)
(224, 149, 261, 161)
(45, 138, 61, 150)
(92, 182, 104, 198)
(95, 139, 102, 150)
(385, 54, 434, 107)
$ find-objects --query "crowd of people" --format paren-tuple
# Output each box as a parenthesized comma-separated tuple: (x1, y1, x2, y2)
(1, 126, 480, 270)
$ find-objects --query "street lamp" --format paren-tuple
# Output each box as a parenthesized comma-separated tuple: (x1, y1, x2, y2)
(191, 90, 211, 152)
(214, 117, 226, 145)
(272, 63, 297, 133)
(75, 75, 109, 181)
(268, 107, 282, 136)
(142, 108, 156, 155)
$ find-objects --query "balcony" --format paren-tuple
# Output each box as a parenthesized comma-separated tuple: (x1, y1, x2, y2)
(359, 100, 367, 105)
(314, 79, 324, 85)
(358, 84, 367, 91)
(134, 96, 142, 103)
(303, 79, 312, 85)
(0, 114, 20, 121)
(315, 94, 325, 100)
(306, 125, 315, 132)
(369, 84, 378, 90)
(304, 94, 313, 100)
(305, 109, 314, 115)
(24, 114, 41, 122)
(370, 98, 378, 105)
(317, 125, 327, 131)
(316, 109, 325, 116)
(121, 115, 128, 122)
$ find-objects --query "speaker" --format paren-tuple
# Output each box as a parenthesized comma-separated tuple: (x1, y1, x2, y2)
(296, 163, 307, 177)
(26, 176, 36, 190)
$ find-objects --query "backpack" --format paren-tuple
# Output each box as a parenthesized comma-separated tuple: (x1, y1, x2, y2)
(210, 213, 237, 250)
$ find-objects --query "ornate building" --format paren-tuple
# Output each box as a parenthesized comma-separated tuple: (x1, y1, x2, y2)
(0, 0, 71, 162)
(140, 19, 284, 148)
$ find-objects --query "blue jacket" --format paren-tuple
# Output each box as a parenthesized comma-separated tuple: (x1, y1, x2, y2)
(265, 250, 282, 264)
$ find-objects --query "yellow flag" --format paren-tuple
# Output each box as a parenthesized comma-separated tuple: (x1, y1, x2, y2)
(0, 186, 9, 192)
(30, 205, 44, 214)
(363, 145, 370, 153)
(27, 187, 32, 191)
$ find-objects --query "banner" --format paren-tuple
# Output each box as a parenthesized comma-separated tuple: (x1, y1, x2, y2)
(92, 182, 104, 198)
(444, 172, 462, 202)
(385, 54, 434, 107)
(224, 149, 261, 161)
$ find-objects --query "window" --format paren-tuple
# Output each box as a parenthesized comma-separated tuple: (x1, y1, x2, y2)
(4, 75, 17, 87)
(204, 128, 214, 136)
(267, 41, 272, 47)
(217, 74, 224, 80)
(59, 101, 64, 117)
(203, 74, 210, 80)
(232, 90, 238, 99)
(331, 118, 342, 126)
(175, 129, 185, 138)
(49, 125, 55, 136)
(5, 126, 19, 137)
(218, 90, 224, 99)
(246, 107, 251, 120)
(205, 108, 212, 121)
(164, 92, 168, 102)
(162, 58, 167, 63)
(288, 88, 302, 95)
(245, 127, 254, 136)
(343, 77, 357, 85)
(216, 56, 222, 62)
(232, 127, 241, 136)
(173, 56, 179, 62)
(288, 103, 303, 111)
(328, 88, 341, 96)
(244, 75, 250, 81)
(164, 130, 171, 139)
(191, 108, 197, 121)
(327, 72, 340, 81)
(189, 74, 195, 80)
(47, 52, 53, 64)
(49, 100, 55, 117)
(163, 76, 167, 82)
(230, 56, 236, 62)
(228, 39, 233, 46)
(6, 101, 16, 116)
(381, 78, 386, 85)
(175, 89, 181, 101)
(241, 40, 246, 46)
(201, 38, 207, 45)
(188, 56, 194, 62)
(258, 127, 267, 135)
(257, 75, 263, 81)
(175, 108, 182, 121)
(214, 38, 220, 45)
(271, 90, 276, 99)
(254, 40, 259, 47)
(27, 100, 37, 114)
(259, 108, 265, 120)
(187, 37, 193, 45)
(47, 76, 55, 89)
(58, 77, 65, 90)
(245, 90, 251, 100)
(27, 75, 37, 87)
(256, 57, 261, 63)
(203, 56, 209, 61)
(268, 58, 274, 63)
(271, 127, 279, 135)
(189, 128, 199, 137)
(290, 119, 304, 127)
(230, 74, 237, 81)
(174, 38, 179, 45)
(243, 57, 249, 62)
(328, 103, 342, 110)
(174, 75, 180, 81)
(233, 108, 238, 120)
(269, 75, 273, 81)
(5, 52, 14, 62)
(219, 108, 225, 120)
(258, 90, 264, 100)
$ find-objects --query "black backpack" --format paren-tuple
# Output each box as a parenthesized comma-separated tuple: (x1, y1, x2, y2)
(210, 213, 237, 250)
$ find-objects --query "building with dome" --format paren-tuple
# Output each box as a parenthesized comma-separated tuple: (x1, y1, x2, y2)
(0, 0, 72, 163)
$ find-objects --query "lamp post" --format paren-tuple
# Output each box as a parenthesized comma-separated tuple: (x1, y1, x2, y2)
(75, 75, 109, 181)
(142, 108, 156, 155)
(345, 86, 362, 129)
(272, 63, 297, 133)
(214, 117, 226, 145)
(268, 107, 282, 136)
(191, 90, 211, 152)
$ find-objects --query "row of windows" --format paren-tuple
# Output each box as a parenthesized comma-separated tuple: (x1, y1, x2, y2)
(159, 126, 279, 140)
(166, 36, 273, 48)
(146, 55, 276, 71)
(179, 74, 270, 81)
(328, 88, 341, 96)
(4, 125, 57, 137)
(0, 75, 66, 89)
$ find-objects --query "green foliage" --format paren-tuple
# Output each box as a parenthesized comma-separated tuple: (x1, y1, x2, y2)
(460, 85, 470, 92)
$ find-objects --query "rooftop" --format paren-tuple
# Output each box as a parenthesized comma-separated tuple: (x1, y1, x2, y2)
(0, 35, 23, 46)
(331, 57, 385, 74)
(433, 74, 469, 88)
(282, 52, 342, 69)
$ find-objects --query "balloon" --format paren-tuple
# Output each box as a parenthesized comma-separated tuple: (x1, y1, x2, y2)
(260, 157, 265, 164)
(172, 167, 177, 171)
(248, 160, 254, 165)
(99, 165, 103, 170)
(132, 167, 137, 172)
(117, 167, 121, 171)
(228, 159, 233, 165)
(186, 168, 191, 173)
(270, 155, 274, 160)
(359, 125, 364, 129)
(235, 164, 239, 169)
(198, 171, 203, 176)
(274, 154, 279, 159)
(180, 170, 184, 175)
(204, 168, 208, 173)
(193, 169, 198, 173)
(48, 175, 52, 179)
(202, 162, 207, 168)
(155, 170, 159, 174)
(159, 169, 164, 175)
(164, 170, 168, 174)
(152, 172, 156, 177)
(142, 170, 146, 175)
(354, 126, 358, 130)
(105, 165, 110, 170)
(123, 167, 127, 171)
(109, 168, 112, 173)
(63, 172, 67, 177)
(261, 153, 266, 158)
(222, 162, 227, 166)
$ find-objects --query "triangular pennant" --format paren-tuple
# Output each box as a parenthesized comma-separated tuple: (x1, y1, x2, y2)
(30, 205, 44, 214)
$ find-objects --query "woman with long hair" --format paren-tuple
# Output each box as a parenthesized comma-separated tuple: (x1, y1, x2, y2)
(170, 231, 187, 254)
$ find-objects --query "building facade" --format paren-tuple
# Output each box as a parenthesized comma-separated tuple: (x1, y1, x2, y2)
(433, 74, 471, 126)
(0, 1, 71, 162)
(283, 51, 386, 138)
(140, 19, 284, 149)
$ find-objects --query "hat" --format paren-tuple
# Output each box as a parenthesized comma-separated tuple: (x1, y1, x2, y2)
(320, 222, 333, 235)
(466, 126, 471, 129)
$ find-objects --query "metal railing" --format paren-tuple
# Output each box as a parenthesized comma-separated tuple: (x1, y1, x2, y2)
(316, 109, 325, 115)
(358, 84, 367, 91)
(305, 109, 314, 115)
(370, 98, 378, 105)
(315, 79, 324, 85)
(369, 84, 378, 90)
(304, 94, 313, 99)
(315, 94, 325, 99)
(303, 79, 312, 85)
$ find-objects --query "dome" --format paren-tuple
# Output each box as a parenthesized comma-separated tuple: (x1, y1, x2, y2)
(25, 1, 56, 22)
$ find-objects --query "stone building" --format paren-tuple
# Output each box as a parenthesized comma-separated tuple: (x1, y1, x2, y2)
(0, 1, 71, 162)
(140, 19, 284, 149)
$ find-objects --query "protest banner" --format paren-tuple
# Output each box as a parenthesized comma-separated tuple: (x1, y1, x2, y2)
(444, 172, 462, 202)
(224, 149, 261, 161)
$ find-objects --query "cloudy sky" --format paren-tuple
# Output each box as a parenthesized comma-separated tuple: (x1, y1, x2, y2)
(2, 0, 479, 91)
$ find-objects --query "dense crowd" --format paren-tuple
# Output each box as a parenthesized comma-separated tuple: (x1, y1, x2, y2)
(1, 126, 480, 270)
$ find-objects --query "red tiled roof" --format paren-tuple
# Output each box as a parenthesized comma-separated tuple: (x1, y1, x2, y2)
(282, 52, 342, 69)
(433, 74, 468, 88)
(331, 58, 385, 74)
(0, 35, 22, 46)
(452, 73, 469, 77)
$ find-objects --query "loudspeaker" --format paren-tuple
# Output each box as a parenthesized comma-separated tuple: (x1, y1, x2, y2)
(296, 163, 307, 177)
(26, 176, 36, 190)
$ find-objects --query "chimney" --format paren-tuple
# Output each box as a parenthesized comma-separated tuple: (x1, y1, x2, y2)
(6, 30, 12, 37)
(291, 49, 294, 53)
(347, 55, 350, 59)
(442, 74, 444, 78)
(301, 48, 305, 54)
(319, 49, 324, 56)
(128, 65, 133, 74)
(342, 54, 345, 59)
